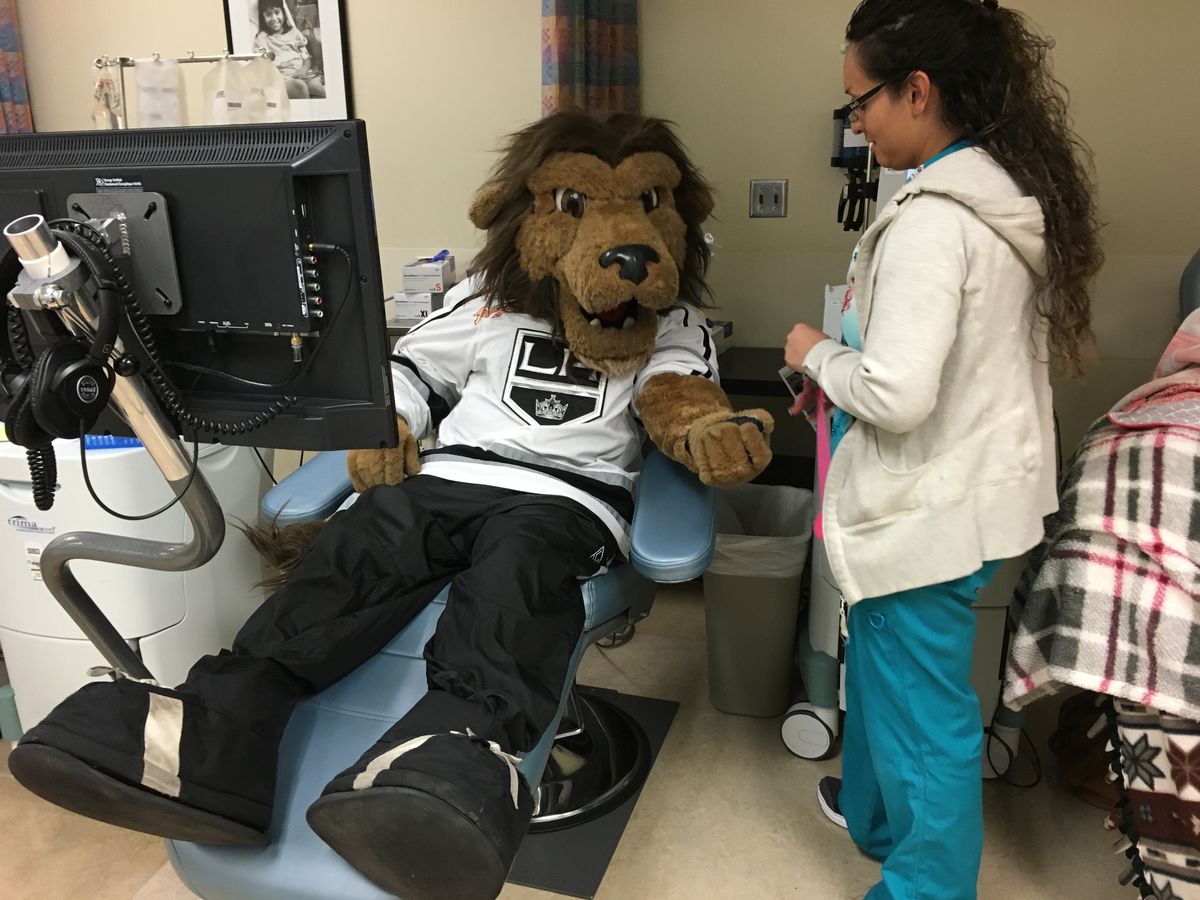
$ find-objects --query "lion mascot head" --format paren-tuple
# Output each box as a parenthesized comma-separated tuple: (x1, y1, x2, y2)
(465, 111, 715, 376)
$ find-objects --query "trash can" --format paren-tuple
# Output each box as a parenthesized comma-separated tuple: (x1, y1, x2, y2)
(0, 683, 21, 742)
(703, 484, 814, 717)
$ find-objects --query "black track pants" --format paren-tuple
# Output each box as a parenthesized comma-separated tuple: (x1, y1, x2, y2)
(184, 475, 615, 754)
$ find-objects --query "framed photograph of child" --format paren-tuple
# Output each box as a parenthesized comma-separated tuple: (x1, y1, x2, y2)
(224, 0, 353, 120)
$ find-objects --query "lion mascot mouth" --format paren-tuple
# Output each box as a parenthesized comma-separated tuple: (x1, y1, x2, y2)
(466, 113, 714, 377)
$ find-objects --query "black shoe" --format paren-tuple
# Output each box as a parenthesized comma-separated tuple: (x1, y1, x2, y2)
(309, 730, 535, 900)
(9, 743, 267, 846)
(9, 679, 273, 845)
(818, 776, 847, 829)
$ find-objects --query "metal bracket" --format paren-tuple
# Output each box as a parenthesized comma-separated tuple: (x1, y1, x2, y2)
(6, 257, 88, 310)
(69, 192, 183, 317)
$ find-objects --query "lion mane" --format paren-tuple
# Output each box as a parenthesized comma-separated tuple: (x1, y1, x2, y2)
(465, 111, 715, 367)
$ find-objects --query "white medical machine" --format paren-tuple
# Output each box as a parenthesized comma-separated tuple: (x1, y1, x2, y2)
(0, 437, 267, 733)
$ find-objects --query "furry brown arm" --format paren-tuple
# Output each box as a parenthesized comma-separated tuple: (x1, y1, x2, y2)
(346, 414, 421, 492)
(636, 372, 774, 486)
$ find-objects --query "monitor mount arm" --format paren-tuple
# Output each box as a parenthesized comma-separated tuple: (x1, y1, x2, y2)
(3, 215, 224, 682)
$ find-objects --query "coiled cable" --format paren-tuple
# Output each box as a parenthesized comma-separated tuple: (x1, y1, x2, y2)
(6, 307, 58, 509)
(49, 219, 295, 438)
(26, 445, 56, 511)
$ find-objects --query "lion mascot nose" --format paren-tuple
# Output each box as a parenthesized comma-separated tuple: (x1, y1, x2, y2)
(599, 244, 660, 285)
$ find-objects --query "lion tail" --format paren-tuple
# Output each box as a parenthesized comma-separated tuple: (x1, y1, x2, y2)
(237, 517, 327, 590)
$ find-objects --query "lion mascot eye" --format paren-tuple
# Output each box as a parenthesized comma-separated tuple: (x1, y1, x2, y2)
(641, 187, 659, 213)
(553, 188, 587, 218)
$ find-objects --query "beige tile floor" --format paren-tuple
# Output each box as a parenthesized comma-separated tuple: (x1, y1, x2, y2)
(0, 583, 1123, 899)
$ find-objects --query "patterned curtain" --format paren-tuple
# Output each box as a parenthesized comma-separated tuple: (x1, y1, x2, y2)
(0, 0, 31, 133)
(541, 0, 639, 116)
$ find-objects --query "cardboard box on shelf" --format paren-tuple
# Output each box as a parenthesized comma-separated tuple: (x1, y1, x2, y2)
(402, 253, 456, 293)
(391, 290, 442, 319)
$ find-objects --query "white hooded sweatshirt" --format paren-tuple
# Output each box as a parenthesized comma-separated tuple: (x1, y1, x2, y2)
(805, 146, 1059, 604)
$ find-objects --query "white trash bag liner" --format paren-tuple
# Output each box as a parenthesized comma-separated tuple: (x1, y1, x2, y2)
(707, 483, 814, 579)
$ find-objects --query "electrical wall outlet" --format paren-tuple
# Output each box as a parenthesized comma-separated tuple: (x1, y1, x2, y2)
(750, 179, 788, 218)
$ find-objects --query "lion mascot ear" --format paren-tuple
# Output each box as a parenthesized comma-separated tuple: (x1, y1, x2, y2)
(469, 182, 507, 230)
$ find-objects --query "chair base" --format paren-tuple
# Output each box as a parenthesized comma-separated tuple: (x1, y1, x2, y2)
(529, 689, 651, 833)
(595, 623, 636, 650)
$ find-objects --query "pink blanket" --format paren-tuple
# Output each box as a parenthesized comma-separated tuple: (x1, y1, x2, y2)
(1109, 309, 1200, 431)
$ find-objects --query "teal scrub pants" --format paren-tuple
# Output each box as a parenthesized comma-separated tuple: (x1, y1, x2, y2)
(839, 562, 1000, 900)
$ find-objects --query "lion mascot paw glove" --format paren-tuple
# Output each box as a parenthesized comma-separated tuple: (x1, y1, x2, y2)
(636, 371, 773, 486)
(347, 414, 421, 492)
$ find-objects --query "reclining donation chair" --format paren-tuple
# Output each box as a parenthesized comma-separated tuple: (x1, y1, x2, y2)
(167, 447, 716, 899)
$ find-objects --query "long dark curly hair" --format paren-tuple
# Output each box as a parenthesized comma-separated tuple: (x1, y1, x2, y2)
(466, 111, 715, 328)
(847, 0, 1104, 374)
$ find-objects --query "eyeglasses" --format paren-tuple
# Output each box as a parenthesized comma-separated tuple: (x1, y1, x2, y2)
(840, 82, 889, 124)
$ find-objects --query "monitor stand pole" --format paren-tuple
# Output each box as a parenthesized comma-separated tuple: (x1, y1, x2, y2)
(37, 329, 225, 683)
(4, 214, 226, 684)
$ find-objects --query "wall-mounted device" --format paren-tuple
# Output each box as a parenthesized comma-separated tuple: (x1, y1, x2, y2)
(830, 106, 915, 232)
(831, 106, 874, 232)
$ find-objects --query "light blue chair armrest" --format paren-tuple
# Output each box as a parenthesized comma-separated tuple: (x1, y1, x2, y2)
(628, 449, 716, 583)
(261, 450, 354, 527)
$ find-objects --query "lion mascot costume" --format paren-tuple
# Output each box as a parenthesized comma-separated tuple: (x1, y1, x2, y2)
(8, 112, 773, 899)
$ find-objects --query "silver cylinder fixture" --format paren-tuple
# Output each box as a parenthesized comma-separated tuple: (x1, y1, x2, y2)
(3, 214, 57, 261)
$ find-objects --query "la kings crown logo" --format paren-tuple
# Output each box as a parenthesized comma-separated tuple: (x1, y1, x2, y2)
(533, 395, 569, 421)
(504, 329, 607, 426)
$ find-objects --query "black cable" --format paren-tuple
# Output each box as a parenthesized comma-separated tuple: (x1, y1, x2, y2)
(79, 428, 201, 521)
(6, 306, 34, 367)
(50, 219, 294, 438)
(26, 446, 57, 511)
(253, 447, 277, 485)
(982, 721, 1043, 789)
(159, 242, 356, 392)
(6, 307, 58, 510)
(1016, 727, 1044, 787)
(165, 361, 291, 390)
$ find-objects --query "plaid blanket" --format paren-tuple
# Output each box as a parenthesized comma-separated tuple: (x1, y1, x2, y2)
(1004, 417, 1200, 720)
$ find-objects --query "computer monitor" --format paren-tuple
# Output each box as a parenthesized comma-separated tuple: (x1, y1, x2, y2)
(0, 121, 396, 451)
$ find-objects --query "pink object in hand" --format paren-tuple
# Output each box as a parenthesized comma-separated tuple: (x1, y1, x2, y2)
(814, 389, 830, 541)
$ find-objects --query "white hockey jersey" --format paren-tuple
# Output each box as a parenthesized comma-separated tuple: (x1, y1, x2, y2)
(390, 276, 720, 553)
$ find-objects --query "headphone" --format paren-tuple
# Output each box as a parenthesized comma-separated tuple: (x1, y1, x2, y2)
(1, 234, 121, 445)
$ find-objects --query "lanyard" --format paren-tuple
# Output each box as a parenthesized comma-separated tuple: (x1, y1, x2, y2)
(916, 139, 971, 173)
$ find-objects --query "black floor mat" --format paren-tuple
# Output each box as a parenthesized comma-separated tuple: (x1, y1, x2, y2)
(506, 687, 678, 899)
